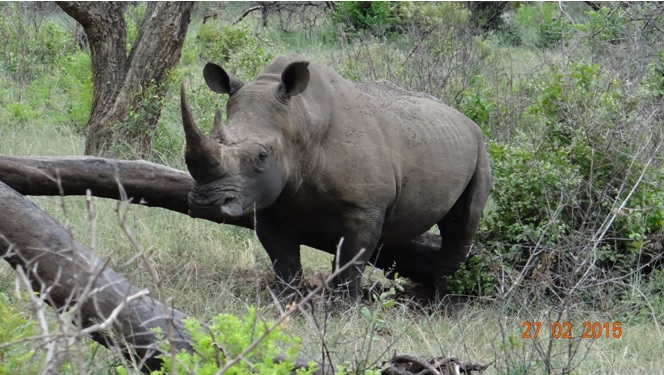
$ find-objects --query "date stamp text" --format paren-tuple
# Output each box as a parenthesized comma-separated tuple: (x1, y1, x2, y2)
(521, 321, 622, 339)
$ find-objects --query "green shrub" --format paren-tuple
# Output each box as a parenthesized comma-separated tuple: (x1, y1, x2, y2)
(38, 20, 73, 67)
(446, 254, 496, 296)
(197, 23, 275, 81)
(0, 293, 42, 375)
(0, 4, 75, 84)
(536, 3, 572, 48)
(485, 138, 581, 250)
(640, 52, 664, 101)
(459, 75, 495, 131)
(2, 50, 92, 129)
(524, 61, 663, 247)
(454, 60, 664, 297)
(511, 3, 573, 48)
(148, 308, 316, 375)
(397, 1, 471, 31)
(58, 50, 93, 131)
(577, 5, 625, 45)
(330, 1, 398, 36)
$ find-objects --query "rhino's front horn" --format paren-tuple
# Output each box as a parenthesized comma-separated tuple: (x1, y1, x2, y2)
(180, 82, 224, 181)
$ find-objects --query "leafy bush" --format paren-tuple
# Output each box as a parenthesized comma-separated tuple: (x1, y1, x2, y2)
(329, 2, 398, 36)
(536, 3, 572, 48)
(1, 49, 92, 130)
(197, 23, 275, 81)
(448, 22, 664, 302)
(640, 52, 664, 101)
(524, 62, 663, 249)
(509, 3, 573, 48)
(0, 3, 75, 85)
(451, 60, 664, 297)
(58, 50, 93, 130)
(397, 1, 471, 31)
(0, 293, 42, 375)
(147, 308, 316, 375)
(446, 255, 496, 296)
(459, 75, 495, 131)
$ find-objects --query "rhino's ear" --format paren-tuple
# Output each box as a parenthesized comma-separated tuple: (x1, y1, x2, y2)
(204, 63, 244, 96)
(278, 61, 310, 99)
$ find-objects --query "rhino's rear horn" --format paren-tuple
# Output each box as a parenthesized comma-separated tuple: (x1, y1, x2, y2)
(180, 82, 224, 181)
(210, 108, 232, 144)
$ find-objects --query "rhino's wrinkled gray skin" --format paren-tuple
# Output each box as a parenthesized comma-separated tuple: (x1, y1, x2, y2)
(181, 54, 492, 299)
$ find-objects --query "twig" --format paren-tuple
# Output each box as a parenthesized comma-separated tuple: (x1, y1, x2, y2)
(81, 290, 150, 335)
(233, 5, 263, 25)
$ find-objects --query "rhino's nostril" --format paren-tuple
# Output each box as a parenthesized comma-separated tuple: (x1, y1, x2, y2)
(220, 195, 243, 217)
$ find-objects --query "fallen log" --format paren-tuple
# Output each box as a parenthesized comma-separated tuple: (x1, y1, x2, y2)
(0, 155, 252, 227)
(0, 155, 442, 287)
(0, 180, 193, 371)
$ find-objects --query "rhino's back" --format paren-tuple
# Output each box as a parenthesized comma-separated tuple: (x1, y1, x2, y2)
(306, 74, 484, 243)
(367, 85, 482, 242)
(349, 79, 482, 177)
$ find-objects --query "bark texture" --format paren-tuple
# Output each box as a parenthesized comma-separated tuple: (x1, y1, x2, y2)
(0, 156, 442, 286)
(57, 2, 194, 157)
(0, 181, 193, 372)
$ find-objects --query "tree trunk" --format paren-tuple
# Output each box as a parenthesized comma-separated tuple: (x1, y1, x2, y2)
(57, 2, 194, 157)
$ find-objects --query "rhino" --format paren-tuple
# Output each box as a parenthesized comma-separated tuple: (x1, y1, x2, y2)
(180, 54, 492, 299)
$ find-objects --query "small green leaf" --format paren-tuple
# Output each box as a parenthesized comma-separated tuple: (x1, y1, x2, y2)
(360, 306, 372, 322)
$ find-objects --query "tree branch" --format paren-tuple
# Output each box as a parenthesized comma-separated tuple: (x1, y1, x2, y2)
(234, 4, 264, 25)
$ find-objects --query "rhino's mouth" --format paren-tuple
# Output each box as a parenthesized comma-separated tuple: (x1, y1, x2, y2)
(188, 191, 245, 219)
(219, 195, 243, 217)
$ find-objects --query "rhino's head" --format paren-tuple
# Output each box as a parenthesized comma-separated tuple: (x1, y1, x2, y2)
(181, 60, 310, 219)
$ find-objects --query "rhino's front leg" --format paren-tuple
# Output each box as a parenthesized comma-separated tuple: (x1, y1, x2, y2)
(333, 210, 384, 299)
(255, 212, 302, 297)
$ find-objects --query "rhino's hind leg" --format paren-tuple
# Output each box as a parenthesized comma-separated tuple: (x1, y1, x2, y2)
(435, 148, 491, 298)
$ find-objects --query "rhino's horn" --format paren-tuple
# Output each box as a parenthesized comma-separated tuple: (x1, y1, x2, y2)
(209, 108, 232, 144)
(180, 82, 224, 181)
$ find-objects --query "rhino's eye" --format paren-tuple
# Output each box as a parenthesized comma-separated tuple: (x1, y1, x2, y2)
(252, 147, 269, 172)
